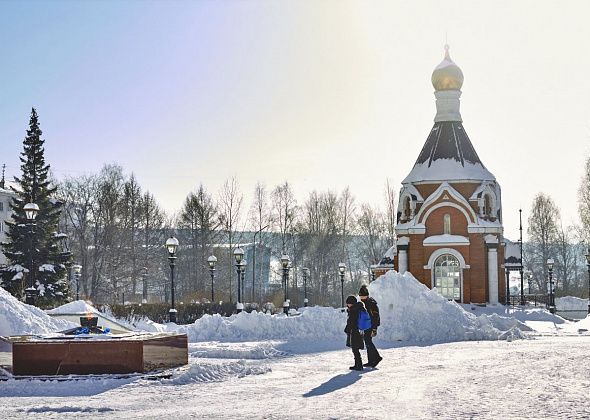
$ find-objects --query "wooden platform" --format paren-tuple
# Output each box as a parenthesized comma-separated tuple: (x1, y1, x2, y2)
(1, 333, 188, 376)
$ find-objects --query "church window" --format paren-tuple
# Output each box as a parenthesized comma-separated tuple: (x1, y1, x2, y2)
(483, 194, 493, 217)
(443, 214, 451, 234)
(433, 254, 461, 300)
(403, 196, 411, 220)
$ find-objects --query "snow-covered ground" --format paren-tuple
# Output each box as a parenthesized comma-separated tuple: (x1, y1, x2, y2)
(1, 336, 590, 419)
(2, 271, 590, 419)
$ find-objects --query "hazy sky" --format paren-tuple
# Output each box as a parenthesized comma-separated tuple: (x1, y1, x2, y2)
(1, 0, 589, 240)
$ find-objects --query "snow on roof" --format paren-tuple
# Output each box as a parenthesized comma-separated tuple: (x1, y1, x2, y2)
(402, 158, 496, 184)
(423, 234, 469, 246)
(402, 121, 496, 184)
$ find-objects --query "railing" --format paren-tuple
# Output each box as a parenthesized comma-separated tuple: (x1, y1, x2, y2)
(507, 294, 548, 307)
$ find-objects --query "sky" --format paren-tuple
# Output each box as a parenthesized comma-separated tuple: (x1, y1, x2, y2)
(1, 0, 589, 240)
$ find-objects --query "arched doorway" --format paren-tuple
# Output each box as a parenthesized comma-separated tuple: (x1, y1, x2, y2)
(433, 254, 461, 300)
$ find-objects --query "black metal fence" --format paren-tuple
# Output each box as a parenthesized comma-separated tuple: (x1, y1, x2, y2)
(106, 302, 261, 325)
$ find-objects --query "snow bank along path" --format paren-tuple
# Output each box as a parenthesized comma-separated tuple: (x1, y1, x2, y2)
(172, 270, 525, 343)
(1, 271, 526, 342)
(0, 287, 74, 337)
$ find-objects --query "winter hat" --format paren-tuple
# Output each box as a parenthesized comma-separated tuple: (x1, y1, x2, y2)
(345, 295, 357, 305)
(358, 285, 369, 297)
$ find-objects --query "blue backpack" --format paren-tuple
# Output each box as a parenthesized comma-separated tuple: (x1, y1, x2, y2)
(358, 309, 372, 331)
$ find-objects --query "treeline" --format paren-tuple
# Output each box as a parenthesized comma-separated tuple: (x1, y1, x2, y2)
(58, 164, 396, 307)
(524, 156, 590, 297)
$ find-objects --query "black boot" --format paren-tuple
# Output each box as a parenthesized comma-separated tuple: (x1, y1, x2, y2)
(370, 356, 383, 368)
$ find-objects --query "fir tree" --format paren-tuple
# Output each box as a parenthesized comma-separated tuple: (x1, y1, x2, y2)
(0, 108, 70, 306)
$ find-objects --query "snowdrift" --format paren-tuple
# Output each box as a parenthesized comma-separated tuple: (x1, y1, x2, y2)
(46, 300, 101, 315)
(0, 287, 74, 337)
(556, 296, 589, 311)
(168, 270, 526, 344)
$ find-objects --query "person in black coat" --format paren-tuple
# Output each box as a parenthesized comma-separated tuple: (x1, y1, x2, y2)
(344, 295, 365, 371)
(358, 285, 383, 368)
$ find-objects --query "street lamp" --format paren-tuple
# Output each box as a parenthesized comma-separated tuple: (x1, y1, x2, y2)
(24, 202, 39, 305)
(208, 255, 217, 303)
(281, 254, 290, 314)
(240, 259, 247, 306)
(585, 247, 590, 314)
(165, 236, 179, 323)
(370, 265, 376, 283)
(302, 267, 309, 307)
(526, 271, 533, 295)
(72, 264, 82, 301)
(338, 262, 346, 308)
(547, 258, 555, 314)
(233, 247, 244, 313)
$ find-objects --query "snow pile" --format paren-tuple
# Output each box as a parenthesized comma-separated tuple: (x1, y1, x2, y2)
(0, 287, 74, 336)
(573, 315, 590, 331)
(189, 342, 288, 360)
(167, 360, 270, 385)
(179, 306, 346, 343)
(154, 270, 526, 344)
(46, 300, 100, 315)
(556, 296, 589, 311)
(368, 271, 525, 342)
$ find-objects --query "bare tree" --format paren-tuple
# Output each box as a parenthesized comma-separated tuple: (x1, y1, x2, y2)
(578, 155, 590, 243)
(271, 181, 297, 253)
(248, 182, 272, 301)
(139, 191, 166, 302)
(178, 184, 219, 300)
(218, 177, 243, 302)
(356, 203, 388, 270)
(339, 187, 356, 283)
(527, 193, 560, 292)
(384, 178, 396, 246)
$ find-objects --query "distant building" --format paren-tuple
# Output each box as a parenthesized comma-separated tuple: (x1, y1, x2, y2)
(0, 183, 18, 267)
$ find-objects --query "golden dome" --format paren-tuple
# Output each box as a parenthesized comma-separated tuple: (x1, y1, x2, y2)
(431, 45, 464, 91)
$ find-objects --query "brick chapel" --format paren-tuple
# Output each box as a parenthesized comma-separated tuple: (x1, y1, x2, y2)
(391, 45, 505, 304)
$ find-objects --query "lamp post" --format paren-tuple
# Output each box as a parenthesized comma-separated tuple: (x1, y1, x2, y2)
(370, 265, 376, 283)
(72, 264, 82, 301)
(24, 202, 39, 305)
(141, 266, 148, 303)
(527, 271, 533, 295)
(233, 247, 244, 313)
(302, 267, 309, 307)
(281, 254, 290, 314)
(165, 236, 179, 323)
(585, 247, 590, 314)
(240, 259, 247, 307)
(519, 209, 525, 306)
(547, 258, 555, 314)
(208, 255, 217, 303)
(338, 262, 346, 308)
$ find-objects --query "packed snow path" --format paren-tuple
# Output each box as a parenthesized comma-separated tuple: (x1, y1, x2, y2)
(1, 336, 589, 419)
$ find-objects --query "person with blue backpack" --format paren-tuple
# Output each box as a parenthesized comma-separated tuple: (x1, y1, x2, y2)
(344, 295, 371, 371)
(358, 285, 383, 368)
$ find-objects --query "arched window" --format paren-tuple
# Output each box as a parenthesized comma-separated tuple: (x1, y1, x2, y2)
(483, 194, 493, 217)
(433, 254, 461, 300)
(443, 213, 451, 234)
(403, 196, 411, 220)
